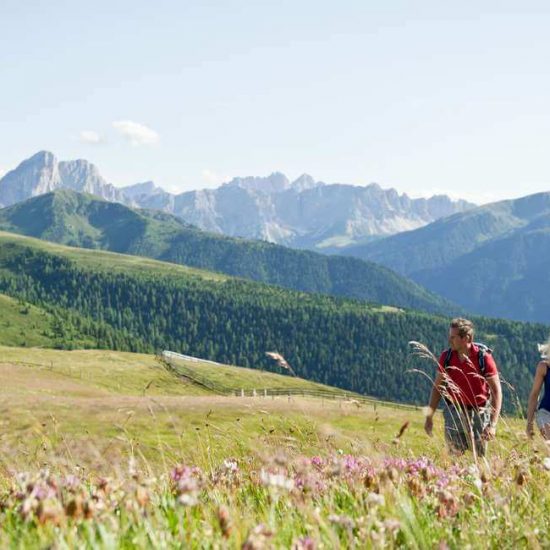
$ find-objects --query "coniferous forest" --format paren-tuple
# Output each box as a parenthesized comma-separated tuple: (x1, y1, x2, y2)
(0, 234, 546, 411)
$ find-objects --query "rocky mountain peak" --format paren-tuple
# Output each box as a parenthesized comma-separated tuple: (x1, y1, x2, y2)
(122, 181, 160, 198)
(0, 151, 126, 207)
(23, 150, 57, 168)
(224, 172, 291, 193)
(291, 174, 319, 192)
(57, 159, 108, 195)
(0, 151, 61, 207)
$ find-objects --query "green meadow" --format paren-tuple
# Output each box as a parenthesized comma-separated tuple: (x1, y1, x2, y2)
(0, 345, 547, 548)
(0, 345, 427, 472)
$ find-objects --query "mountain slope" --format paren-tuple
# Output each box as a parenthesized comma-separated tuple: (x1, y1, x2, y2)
(413, 218, 550, 322)
(0, 231, 545, 409)
(342, 192, 550, 322)
(0, 190, 459, 315)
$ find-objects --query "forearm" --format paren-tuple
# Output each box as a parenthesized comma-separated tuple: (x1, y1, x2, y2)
(526, 394, 538, 425)
(489, 389, 502, 426)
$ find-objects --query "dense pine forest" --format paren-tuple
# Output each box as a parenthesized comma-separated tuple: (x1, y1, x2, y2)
(0, 233, 546, 411)
(0, 190, 455, 314)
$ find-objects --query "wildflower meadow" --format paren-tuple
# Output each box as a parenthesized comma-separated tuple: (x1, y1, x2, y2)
(0, 346, 548, 548)
(2, 444, 550, 548)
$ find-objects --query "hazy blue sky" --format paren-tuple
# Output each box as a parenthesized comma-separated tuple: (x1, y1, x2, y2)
(1, 0, 549, 203)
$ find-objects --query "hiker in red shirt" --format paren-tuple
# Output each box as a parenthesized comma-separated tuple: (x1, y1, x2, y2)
(424, 318, 502, 456)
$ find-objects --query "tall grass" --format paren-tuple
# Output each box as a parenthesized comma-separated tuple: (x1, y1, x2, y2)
(1, 440, 549, 548)
(1, 345, 547, 547)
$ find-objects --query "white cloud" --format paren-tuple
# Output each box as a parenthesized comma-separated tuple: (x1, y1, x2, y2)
(112, 120, 159, 146)
(201, 169, 229, 187)
(0, 167, 6, 179)
(79, 130, 103, 144)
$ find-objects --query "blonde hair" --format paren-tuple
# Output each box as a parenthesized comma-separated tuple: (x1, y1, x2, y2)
(538, 335, 550, 358)
(450, 318, 475, 342)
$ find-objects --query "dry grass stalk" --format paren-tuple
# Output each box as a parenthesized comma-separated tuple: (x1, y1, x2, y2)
(265, 352, 297, 377)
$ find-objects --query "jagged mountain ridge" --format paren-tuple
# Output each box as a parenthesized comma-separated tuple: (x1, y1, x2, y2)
(0, 151, 474, 249)
(168, 180, 474, 249)
(0, 189, 462, 315)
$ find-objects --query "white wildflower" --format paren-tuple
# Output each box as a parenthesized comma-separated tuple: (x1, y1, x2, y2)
(367, 492, 385, 507)
(260, 470, 294, 491)
(223, 459, 238, 472)
(178, 493, 199, 506)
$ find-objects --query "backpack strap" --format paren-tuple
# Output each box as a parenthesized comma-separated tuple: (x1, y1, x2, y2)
(474, 342, 492, 378)
(443, 342, 492, 378)
(443, 348, 453, 369)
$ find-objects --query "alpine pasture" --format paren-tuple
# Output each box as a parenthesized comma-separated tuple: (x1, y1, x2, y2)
(0, 345, 547, 548)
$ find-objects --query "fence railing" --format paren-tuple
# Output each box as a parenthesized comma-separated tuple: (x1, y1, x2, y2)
(160, 351, 418, 411)
(162, 350, 226, 368)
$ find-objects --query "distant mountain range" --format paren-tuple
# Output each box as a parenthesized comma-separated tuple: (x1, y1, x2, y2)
(3, 151, 549, 323)
(0, 189, 459, 315)
(0, 151, 474, 249)
(343, 193, 550, 323)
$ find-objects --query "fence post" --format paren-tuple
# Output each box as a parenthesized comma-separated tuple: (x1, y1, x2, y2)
(241, 389, 244, 398)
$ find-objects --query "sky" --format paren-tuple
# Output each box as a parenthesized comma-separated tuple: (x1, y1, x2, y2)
(1, 0, 550, 204)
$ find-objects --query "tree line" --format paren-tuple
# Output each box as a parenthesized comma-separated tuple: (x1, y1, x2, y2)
(0, 244, 546, 411)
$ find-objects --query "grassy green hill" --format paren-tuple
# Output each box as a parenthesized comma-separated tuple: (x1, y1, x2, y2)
(0, 345, 356, 399)
(0, 293, 56, 347)
(0, 230, 546, 411)
(0, 345, 419, 470)
(413, 220, 550, 322)
(0, 189, 458, 315)
(0, 292, 101, 348)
